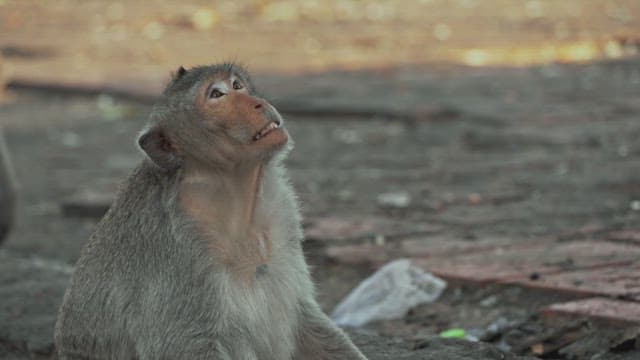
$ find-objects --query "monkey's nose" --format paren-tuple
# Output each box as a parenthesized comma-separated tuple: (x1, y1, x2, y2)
(254, 103, 263, 110)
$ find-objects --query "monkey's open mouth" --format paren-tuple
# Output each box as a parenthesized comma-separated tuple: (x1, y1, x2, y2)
(252, 120, 281, 141)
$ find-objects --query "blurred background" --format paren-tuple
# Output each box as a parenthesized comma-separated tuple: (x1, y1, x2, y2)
(1, 1, 640, 359)
(2, 0, 640, 79)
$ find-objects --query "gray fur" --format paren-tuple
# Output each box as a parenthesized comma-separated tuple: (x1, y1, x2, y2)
(54, 64, 366, 360)
(0, 127, 16, 244)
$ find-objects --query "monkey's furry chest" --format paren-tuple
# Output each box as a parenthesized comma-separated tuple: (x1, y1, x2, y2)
(213, 256, 311, 359)
(153, 237, 312, 359)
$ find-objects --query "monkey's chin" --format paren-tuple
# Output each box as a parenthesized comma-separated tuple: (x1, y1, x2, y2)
(252, 128, 289, 161)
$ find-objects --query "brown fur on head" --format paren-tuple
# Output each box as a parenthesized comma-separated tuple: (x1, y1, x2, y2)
(138, 63, 289, 172)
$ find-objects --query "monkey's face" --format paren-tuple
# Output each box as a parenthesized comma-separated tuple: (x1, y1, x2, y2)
(196, 73, 288, 163)
(139, 64, 290, 172)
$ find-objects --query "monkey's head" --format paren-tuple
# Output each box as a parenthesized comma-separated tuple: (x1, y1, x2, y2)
(138, 63, 289, 172)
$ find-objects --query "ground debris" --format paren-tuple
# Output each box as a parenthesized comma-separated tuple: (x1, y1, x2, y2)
(377, 191, 412, 209)
(558, 326, 640, 359)
(332, 259, 446, 327)
(510, 320, 590, 357)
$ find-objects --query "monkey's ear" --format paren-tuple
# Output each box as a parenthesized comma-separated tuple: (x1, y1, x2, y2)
(172, 66, 187, 80)
(137, 126, 181, 171)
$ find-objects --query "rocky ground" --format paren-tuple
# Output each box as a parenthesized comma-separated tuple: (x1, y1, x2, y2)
(1, 57, 640, 359)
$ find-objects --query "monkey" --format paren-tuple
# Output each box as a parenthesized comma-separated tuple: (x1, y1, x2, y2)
(0, 127, 16, 244)
(54, 63, 367, 360)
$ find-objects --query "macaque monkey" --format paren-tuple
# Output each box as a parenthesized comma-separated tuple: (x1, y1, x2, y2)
(55, 63, 367, 360)
(0, 127, 16, 244)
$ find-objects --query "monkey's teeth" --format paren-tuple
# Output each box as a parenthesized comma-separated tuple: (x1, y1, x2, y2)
(253, 121, 281, 141)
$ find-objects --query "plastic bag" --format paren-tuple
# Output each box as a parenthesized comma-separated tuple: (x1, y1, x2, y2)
(331, 258, 447, 327)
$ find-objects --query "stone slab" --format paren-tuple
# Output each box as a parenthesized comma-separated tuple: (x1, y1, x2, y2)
(304, 216, 441, 244)
(543, 298, 640, 324)
(513, 262, 640, 300)
(325, 235, 540, 266)
(607, 229, 640, 245)
(326, 236, 640, 293)
(420, 240, 640, 284)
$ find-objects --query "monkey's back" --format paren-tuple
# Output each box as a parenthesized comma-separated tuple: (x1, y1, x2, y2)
(55, 163, 172, 358)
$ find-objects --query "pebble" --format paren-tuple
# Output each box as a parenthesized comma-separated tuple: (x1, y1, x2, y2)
(377, 191, 411, 208)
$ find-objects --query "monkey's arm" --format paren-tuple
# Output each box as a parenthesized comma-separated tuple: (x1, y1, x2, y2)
(294, 301, 368, 360)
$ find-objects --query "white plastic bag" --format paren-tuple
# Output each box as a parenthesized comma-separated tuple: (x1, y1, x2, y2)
(331, 258, 447, 327)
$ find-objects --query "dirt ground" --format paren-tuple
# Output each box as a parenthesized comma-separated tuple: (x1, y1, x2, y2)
(1, 0, 640, 359)
(2, 57, 640, 359)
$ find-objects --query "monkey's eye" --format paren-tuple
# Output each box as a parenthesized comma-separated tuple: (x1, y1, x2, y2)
(209, 88, 225, 99)
(232, 80, 243, 90)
